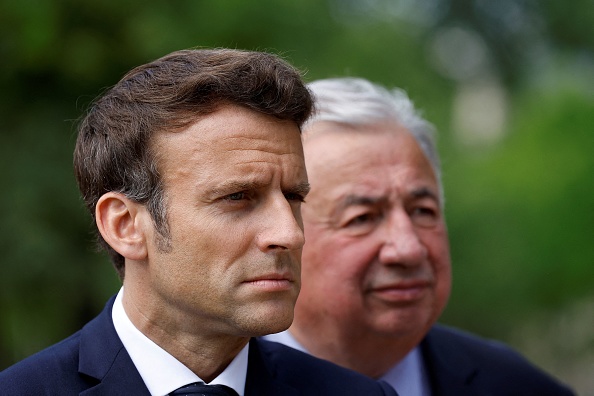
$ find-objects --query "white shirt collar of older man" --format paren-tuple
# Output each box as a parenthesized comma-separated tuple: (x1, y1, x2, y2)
(112, 287, 248, 396)
(263, 330, 431, 396)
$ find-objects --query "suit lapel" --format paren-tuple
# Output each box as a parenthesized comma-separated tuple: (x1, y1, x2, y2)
(245, 338, 299, 396)
(421, 325, 484, 396)
(77, 296, 150, 396)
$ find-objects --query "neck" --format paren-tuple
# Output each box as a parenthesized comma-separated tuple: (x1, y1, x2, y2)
(289, 323, 420, 378)
(122, 285, 248, 382)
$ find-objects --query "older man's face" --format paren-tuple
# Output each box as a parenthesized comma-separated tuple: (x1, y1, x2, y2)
(139, 104, 309, 337)
(294, 122, 451, 343)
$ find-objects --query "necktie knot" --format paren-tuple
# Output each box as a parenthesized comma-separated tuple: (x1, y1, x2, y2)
(169, 382, 239, 396)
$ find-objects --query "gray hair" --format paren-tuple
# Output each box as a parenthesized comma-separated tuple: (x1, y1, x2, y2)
(305, 77, 443, 203)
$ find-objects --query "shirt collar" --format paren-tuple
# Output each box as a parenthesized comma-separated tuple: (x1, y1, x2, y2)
(264, 330, 431, 396)
(263, 329, 307, 352)
(379, 346, 431, 396)
(112, 287, 248, 396)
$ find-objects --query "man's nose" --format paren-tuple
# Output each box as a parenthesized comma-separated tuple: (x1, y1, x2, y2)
(256, 195, 305, 253)
(378, 209, 427, 266)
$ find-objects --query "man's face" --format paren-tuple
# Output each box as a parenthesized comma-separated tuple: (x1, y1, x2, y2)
(294, 122, 451, 343)
(142, 104, 308, 337)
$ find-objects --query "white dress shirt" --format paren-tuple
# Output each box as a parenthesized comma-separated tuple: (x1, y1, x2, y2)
(264, 330, 431, 396)
(112, 288, 248, 396)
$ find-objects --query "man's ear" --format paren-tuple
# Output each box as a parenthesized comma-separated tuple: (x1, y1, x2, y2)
(95, 192, 148, 261)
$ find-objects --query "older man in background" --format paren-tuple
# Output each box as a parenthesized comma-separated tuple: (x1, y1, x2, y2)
(265, 77, 575, 396)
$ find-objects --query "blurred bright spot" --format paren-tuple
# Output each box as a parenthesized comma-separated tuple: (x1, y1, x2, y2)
(452, 78, 508, 146)
(428, 25, 492, 81)
(329, 0, 446, 26)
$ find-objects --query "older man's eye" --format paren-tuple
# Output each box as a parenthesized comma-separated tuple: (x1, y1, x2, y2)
(346, 213, 376, 227)
(411, 207, 439, 227)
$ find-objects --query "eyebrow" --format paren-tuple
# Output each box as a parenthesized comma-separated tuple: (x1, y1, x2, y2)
(411, 187, 439, 202)
(286, 182, 311, 197)
(210, 180, 264, 196)
(341, 195, 386, 208)
(209, 180, 311, 197)
(339, 187, 439, 209)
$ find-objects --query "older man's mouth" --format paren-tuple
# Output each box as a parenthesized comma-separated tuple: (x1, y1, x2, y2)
(369, 280, 431, 303)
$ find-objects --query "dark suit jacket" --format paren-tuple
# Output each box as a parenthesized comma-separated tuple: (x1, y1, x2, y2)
(0, 296, 396, 396)
(421, 324, 575, 396)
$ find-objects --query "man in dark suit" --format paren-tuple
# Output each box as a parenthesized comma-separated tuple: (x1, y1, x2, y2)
(0, 51, 396, 396)
(264, 77, 575, 395)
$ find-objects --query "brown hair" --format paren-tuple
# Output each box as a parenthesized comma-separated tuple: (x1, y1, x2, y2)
(73, 48, 313, 279)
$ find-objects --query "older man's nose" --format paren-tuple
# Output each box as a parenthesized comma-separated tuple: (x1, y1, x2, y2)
(378, 210, 427, 266)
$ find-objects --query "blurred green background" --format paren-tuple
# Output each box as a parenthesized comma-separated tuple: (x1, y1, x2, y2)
(1, 0, 592, 393)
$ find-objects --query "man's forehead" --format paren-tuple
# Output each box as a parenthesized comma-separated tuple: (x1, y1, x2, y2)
(305, 125, 437, 183)
(306, 124, 427, 166)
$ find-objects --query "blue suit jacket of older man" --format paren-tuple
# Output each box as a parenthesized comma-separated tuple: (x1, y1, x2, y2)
(420, 324, 575, 396)
(0, 296, 397, 396)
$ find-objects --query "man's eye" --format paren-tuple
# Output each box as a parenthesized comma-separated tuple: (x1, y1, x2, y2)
(411, 207, 439, 227)
(413, 207, 435, 216)
(345, 213, 375, 227)
(285, 193, 305, 203)
(227, 192, 245, 201)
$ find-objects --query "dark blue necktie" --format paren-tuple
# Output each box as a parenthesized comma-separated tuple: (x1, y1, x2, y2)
(169, 382, 239, 396)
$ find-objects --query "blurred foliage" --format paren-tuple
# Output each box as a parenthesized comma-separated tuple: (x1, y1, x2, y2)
(1, 0, 592, 392)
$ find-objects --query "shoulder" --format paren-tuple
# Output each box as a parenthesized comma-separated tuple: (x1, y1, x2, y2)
(426, 324, 523, 359)
(254, 338, 396, 395)
(423, 324, 575, 395)
(0, 297, 117, 395)
(0, 331, 91, 395)
(426, 324, 545, 369)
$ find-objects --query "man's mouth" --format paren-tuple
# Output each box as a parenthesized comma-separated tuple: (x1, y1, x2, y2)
(243, 272, 296, 291)
(368, 279, 431, 303)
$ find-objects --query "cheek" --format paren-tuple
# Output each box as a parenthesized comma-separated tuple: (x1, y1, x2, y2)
(174, 207, 252, 257)
(301, 232, 378, 299)
(425, 232, 452, 308)
(435, 258, 452, 302)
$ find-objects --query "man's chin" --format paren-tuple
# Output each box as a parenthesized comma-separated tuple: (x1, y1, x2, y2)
(367, 309, 434, 337)
(236, 303, 295, 337)
(259, 314, 294, 336)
